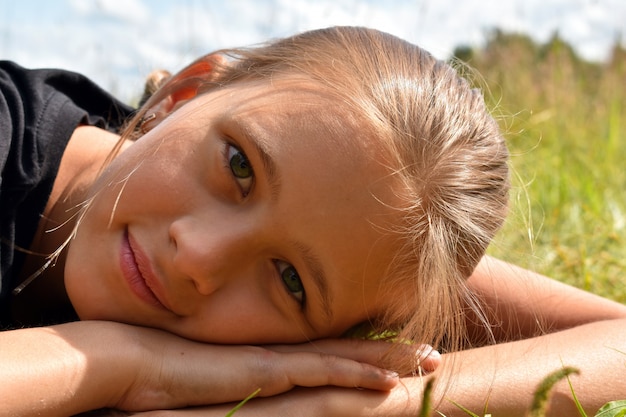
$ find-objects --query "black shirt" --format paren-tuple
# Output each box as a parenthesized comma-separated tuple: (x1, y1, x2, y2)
(0, 61, 134, 323)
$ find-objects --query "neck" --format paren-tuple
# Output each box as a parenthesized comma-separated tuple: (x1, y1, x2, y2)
(11, 125, 124, 324)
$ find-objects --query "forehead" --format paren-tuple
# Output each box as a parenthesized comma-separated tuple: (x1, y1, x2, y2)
(200, 77, 393, 191)
(213, 77, 395, 203)
(222, 77, 367, 140)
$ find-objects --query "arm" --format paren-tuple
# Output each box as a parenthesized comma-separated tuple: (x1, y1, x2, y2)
(428, 317, 626, 416)
(466, 256, 626, 342)
(135, 318, 626, 417)
(0, 321, 408, 417)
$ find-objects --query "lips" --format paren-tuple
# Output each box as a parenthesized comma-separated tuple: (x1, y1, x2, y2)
(120, 229, 169, 311)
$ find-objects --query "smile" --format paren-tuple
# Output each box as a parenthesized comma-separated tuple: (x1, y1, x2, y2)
(120, 228, 169, 312)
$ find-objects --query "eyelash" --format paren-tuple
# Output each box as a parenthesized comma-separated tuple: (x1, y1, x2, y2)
(224, 142, 254, 196)
(274, 260, 306, 307)
(223, 142, 305, 309)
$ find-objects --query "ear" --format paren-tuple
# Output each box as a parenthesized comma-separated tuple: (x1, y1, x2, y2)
(141, 54, 226, 127)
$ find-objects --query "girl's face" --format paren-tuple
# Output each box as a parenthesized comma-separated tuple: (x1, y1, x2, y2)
(65, 77, 403, 344)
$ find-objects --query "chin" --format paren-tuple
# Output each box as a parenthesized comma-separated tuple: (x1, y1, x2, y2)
(70, 300, 120, 323)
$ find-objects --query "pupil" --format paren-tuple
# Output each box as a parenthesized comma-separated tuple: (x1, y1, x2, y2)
(283, 267, 303, 292)
(230, 153, 250, 178)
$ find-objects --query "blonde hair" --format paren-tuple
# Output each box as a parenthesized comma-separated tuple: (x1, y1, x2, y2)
(126, 27, 509, 370)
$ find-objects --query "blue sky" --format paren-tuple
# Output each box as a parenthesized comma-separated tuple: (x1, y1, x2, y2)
(1, 0, 624, 102)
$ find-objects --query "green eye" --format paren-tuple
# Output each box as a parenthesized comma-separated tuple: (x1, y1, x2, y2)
(276, 261, 305, 304)
(226, 144, 253, 196)
(228, 145, 253, 179)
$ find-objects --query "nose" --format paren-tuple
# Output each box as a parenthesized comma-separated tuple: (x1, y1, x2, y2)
(168, 215, 257, 296)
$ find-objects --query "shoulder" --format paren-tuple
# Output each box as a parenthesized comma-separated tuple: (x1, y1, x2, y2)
(0, 60, 134, 136)
(0, 60, 134, 198)
(0, 61, 133, 303)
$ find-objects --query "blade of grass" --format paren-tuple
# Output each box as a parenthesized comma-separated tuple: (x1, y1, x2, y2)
(224, 388, 261, 417)
(565, 368, 587, 417)
(595, 400, 626, 417)
(447, 398, 482, 417)
(418, 378, 435, 417)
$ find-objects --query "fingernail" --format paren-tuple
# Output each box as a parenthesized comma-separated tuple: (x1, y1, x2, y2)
(385, 370, 399, 379)
(427, 349, 441, 360)
(417, 346, 440, 363)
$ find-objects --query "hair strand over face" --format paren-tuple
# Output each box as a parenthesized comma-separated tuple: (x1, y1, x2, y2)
(124, 26, 510, 373)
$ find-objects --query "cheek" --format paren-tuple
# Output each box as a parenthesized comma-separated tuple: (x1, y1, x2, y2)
(62, 217, 116, 320)
(170, 298, 312, 344)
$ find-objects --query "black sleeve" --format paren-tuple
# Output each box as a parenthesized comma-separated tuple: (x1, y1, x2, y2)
(0, 60, 135, 305)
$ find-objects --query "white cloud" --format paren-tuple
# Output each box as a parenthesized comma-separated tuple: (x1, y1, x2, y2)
(68, 0, 149, 23)
(1, 0, 624, 102)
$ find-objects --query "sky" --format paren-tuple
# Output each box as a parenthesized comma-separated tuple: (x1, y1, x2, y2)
(1, 0, 625, 102)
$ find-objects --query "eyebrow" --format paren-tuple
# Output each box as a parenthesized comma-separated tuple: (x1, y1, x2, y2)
(293, 241, 333, 323)
(233, 118, 334, 324)
(235, 119, 281, 200)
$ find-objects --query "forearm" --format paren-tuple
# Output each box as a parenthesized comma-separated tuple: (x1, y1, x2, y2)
(1, 322, 408, 417)
(467, 256, 626, 342)
(0, 321, 138, 417)
(124, 320, 626, 417)
(427, 318, 626, 416)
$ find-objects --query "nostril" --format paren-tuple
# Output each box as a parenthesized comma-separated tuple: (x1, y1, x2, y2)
(169, 234, 177, 250)
(192, 276, 219, 297)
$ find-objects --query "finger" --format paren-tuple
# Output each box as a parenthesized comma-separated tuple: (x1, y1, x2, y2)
(271, 351, 400, 393)
(265, 338, 396, 364)
(416, 346, 441, 373)
(134, 344, 398, 409)
(266, 339, 440, 373)
(223, 349, 400, 397)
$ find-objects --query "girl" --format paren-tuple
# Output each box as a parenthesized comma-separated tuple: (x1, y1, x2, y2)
(1, 26, 625, 417)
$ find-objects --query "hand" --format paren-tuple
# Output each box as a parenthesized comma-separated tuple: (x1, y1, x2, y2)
(0, 321, 437, 416)
(265, 338, 440, 375)
(108, 326, 436, 412)
(122, 381, 427, 417)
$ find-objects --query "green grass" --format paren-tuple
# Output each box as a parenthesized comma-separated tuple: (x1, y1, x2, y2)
(411, 31, 626, 417)
(228, 32, 626, 417)
(225, 388, 261, 417)
(455, 31, 626, 303)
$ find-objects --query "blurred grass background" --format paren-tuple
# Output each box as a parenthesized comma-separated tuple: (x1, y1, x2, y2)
(454, 30, 626, 302)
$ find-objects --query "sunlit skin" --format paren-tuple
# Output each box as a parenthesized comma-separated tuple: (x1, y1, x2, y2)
(64, 77, 407, 344)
